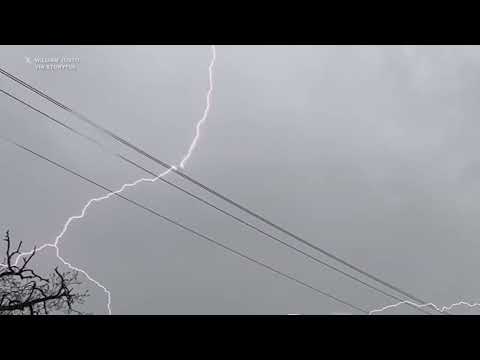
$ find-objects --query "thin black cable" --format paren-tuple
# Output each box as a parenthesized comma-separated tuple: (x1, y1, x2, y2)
(0, 135, 369, 314)
(0, 67, 442, 314)
(0, 89, 106, 150)
(0, 88, 434, 314)
(75, 102, 444, 314)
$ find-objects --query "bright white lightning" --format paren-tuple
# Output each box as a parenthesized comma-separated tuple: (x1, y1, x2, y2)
(180, 45, 216, 169)
(369, 300, 480, 315)
(1, 45, 216, 315)
(10, 46, 477, 317)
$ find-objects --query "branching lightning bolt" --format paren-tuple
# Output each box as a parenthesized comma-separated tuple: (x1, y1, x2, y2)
(6, 46, 479, 316)
(180, 46, 216, 169)
(1, 45, 216, 314)
(369, 300, 480, 315)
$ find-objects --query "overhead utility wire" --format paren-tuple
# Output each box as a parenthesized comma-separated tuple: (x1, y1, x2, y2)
(0, 135, 369, 314)
(0, 67, 441, 314)
(0, 88, 433, 314)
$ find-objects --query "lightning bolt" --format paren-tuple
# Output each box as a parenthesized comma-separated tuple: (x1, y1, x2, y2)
(369, 300, 480, 315)
(1, 45, 216, 315)
(8, 46, 478, 316)
(180, 45, 216, 169)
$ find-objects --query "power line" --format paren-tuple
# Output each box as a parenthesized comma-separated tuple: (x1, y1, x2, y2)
(0, 88, 434, 314)
(0, 67, 441, 314)
(0, 89, 106, 150)
(0, 135, 369, 314)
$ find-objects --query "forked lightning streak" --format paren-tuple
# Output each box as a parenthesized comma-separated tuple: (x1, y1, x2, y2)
(1, 45, 216, 314)
(369, 300, 480, 315)
(4, 46, 477, 316)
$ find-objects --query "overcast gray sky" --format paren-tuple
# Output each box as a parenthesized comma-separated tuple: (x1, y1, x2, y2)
(1, 45, 480, 314)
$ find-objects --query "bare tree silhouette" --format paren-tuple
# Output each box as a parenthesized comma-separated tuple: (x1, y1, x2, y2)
(0, 230, 89, 315)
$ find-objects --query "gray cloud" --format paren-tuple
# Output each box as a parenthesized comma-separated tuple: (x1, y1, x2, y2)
(1, 45, 480, 314)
